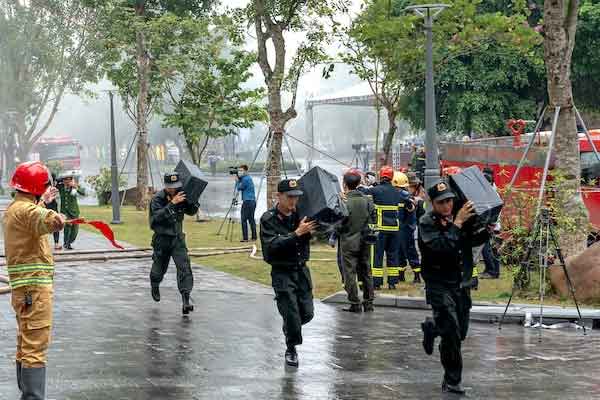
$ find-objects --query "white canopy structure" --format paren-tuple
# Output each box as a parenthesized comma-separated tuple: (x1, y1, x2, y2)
(304, 82, 377, 168)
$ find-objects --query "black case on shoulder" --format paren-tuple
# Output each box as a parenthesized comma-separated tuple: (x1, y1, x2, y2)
(297, 166, 348, 225)
(449, 166, 504, 227)
(175, 160, 208, 205)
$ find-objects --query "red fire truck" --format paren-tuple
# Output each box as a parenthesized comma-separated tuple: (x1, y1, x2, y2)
(32, 136, 82, 175)
(440, 130, 600, 229)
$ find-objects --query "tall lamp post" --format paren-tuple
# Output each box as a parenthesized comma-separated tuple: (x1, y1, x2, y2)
(405, 4, 449, 190)
(108, 91, 122, 224)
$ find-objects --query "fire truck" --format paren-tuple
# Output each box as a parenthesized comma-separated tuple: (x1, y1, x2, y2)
(32, 136, 82, 176)
(440, 130, 600, 229)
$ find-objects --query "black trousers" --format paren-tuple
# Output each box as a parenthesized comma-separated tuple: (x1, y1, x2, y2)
(150, 233, 194, 294)
(240, 200, 257, 241)
(426, 285, 471, 386)
(271, 266, 314, 348)
(482, 240, 500, 277)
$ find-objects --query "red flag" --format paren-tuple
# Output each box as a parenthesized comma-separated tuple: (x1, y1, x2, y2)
(68, 218, 124, 249)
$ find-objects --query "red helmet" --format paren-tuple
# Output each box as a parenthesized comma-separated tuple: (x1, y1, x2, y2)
(379, 166, 394, 181)
(443, 166, 463, 176)
(10, 161, 51, 196)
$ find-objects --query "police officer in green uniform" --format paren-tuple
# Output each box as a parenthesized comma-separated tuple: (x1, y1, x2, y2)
(418, 179, 480, 395)
(149, 172, 199, 315)
(260, 179, 317, 367)
(58, 173, 85, 250)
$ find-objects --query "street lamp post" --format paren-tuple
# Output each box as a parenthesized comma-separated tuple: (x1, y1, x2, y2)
(405, 4, 449, 190)
(108, 91, 122, 224)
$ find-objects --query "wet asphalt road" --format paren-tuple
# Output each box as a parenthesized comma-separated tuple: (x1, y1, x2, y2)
(0, 232, 599, 399)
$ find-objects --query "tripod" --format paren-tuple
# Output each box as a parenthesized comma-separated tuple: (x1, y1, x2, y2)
(498, 208, 587, 340)
(216, 185, 240, 241)
(497, 104, 600, 340)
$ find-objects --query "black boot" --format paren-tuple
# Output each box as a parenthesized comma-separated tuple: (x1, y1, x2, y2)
(182, 292, 194, 315)
(16, 361, 22, 392)
(151, 286, 160, 302)
(442, 380, 466, 395)
(342, 304, 362, 313)
(285, 346, 299, 367)
(21, 366, 46, 400)
(398, 271, 406, 282)
(421, 318, 436, 356)
(363, 302, 374, 312)
(413, 272, 422, 284)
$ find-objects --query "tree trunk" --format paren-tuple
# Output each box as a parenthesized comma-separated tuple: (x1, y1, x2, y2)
(197, 136, 210, 166)
(135, 2, 150, 210)
(382, 111, 397, 166)
(266, 127, 283, 208)
(543, 0, 587, 259)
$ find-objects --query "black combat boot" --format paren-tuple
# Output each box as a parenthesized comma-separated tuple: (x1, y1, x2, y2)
(413, 272, 422, 284)
(151, 286, 160, 302)
(21, 366, 46, 400)
(442, 380, 466, 395)
(421, 318, 437, 355)
(16, 361, 22, 392)
(363, 302, 375, 312)
(285, 346, 299, 367)
(182, 292, 194, 315)
(342, 304, 362, 313)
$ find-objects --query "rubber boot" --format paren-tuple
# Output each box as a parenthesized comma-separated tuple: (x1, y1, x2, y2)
(398, 271, 406, 282)
(413, 272, 422, 284)
(442, 380, 466, 395)
(342, 303, 362, 313)
(421, 318, 437, 355)
(16, 361, 22, 392)
(21, 366, 46, 400)
(285, 346, 299, 367)
(182, 292, 194, 315)
(151, 286, 160, 302)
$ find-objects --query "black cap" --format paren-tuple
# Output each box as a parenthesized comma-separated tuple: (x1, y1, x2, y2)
(277, 179, 303, 196)
(164, 172, 183, 189)
(427, 179, 456, 202)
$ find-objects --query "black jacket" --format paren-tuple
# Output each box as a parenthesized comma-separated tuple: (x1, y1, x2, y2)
(149, 190, 199, 236)
(260, 207, 311, 271)
(418, 211, 489, 288)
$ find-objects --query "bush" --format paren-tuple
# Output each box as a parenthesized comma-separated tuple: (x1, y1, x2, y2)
(86, 168, 127, 206)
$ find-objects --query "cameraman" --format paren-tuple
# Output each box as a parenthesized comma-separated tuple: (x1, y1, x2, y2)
(235, 165, 257, 242)
(418, 179, 487, 395)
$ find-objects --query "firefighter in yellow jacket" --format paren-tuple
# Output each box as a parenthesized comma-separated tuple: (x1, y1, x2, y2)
(4, 161, 65, 400)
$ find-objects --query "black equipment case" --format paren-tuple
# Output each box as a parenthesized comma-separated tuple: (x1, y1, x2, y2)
(175, 159, 208, 205)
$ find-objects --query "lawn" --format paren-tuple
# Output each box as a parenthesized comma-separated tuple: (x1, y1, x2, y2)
(79, 205, 592, 306)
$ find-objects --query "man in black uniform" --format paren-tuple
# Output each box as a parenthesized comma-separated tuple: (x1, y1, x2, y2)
(149, 173, 199, 315)
(260, 179, 317, 367)
(418, 179, 479, 395)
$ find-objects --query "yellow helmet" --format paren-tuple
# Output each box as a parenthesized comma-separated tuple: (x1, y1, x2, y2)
(392, 171, 409, 188)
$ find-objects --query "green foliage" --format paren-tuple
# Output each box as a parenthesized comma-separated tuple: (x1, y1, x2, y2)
(158, 16, 267, 165)
(343, 0, 544, 138)
(85, 167, 127, 205)
(0, 1, 103, 156)
(573, 0, 600, 111)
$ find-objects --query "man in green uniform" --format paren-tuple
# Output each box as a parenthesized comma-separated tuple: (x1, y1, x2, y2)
(260, 179, 317, 367)
(58, 173, 85, 250)
(338, 170, 376, 313)
(149, 172, 199, 315)
(418, 179, 480, 395)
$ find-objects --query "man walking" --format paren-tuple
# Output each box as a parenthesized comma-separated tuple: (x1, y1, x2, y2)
(149, 172, 199, 314)
(236, 164, 257, 242)
(419, 179, 486, 395)
(338, 170, 376, 313)
(260, 179, 317, 367)
(5, 161, 65, 400)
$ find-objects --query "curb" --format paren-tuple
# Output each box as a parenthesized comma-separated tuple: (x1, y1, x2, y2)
(322, 291, 600, 329)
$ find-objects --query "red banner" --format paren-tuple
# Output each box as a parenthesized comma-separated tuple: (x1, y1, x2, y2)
(68, 218, 124, 249)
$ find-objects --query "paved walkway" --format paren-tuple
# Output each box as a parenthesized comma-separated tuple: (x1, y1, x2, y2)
(0, 230, 599, 399)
